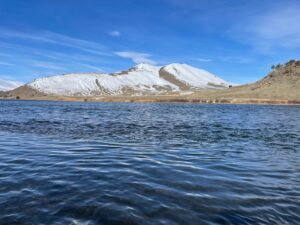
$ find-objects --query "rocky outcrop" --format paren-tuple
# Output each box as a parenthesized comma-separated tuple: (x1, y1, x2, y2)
(159, 67, 191, 91)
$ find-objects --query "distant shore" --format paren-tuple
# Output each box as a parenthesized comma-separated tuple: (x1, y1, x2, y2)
(1, 95, 300, 105)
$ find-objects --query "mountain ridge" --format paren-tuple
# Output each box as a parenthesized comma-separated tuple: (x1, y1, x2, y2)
(14, 63, 231, 97)
(2, 60, 299, 104)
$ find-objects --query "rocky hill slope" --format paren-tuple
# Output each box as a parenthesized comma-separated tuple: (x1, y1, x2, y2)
(189, 60, 300, 101)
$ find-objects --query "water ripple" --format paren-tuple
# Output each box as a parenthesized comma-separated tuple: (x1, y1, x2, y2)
(0, 101, 299, 224)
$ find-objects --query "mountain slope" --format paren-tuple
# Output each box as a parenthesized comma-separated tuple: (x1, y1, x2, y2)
(2, 60, 299, 103)
(25, 63, 230, 96)
(0, 79, 24, 91)
(160, 64, 229, 90)
(28, 64, 177, 96)
(189, 60, 300, 101)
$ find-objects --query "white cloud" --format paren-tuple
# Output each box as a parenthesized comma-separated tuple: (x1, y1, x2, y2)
(114, 51, 157, 64)
(195, 58, 212, 62)
(109, 30, 121, 37)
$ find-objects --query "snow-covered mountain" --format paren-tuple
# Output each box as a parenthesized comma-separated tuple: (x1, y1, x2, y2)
(160, 64, 229, 90)
(27, 63, 231, 96)
(0, 79, 24, 91)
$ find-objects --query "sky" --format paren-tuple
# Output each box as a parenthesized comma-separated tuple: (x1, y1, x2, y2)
(0, 0, 300, 84)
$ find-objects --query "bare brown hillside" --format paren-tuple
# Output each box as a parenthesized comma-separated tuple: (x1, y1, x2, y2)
(188, 60, 300, 101)
(0, 85, 46, 99)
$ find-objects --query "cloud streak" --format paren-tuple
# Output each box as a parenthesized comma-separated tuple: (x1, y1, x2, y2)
(195, 58, 212, 62)
(230, 1, 300, 51)
(0, 29, 116, 80)
(0, 61, 13, 66)
(109, 30, 121, 37)
(114, 51, 157, 64)
(1, 29, 109, 56)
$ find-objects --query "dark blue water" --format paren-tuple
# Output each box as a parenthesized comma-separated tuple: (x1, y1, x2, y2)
(0, 101, 299, 225)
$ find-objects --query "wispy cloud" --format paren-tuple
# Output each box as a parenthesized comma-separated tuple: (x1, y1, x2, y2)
(230, 1, 300, 51)
(195, 58, 212, 62)
(0, 29, 116, 80)
(109, 30, 121, 37)
(1, 29, 110, 56)
(218, 56, 251, 64)
(0, 61, 13, 66)
(30, 61, 67, 71)
(193, 56, 251, 64)
(29, 59, 106, 73)
(78, 63, 105, 71)
(114, 51, 157, 64)
(167, 0, 300, 53)
(0, 74, 20, 80)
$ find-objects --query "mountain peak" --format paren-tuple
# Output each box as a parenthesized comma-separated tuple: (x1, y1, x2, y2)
(130, 63, 160, 76)
(134, 63, 159, 72)
(165, 63, 186, 67)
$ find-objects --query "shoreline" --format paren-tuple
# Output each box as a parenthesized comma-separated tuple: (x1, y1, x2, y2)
(1, 96, 300, 105)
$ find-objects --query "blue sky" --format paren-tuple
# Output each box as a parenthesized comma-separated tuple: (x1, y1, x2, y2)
(0, 0, 299, 84)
